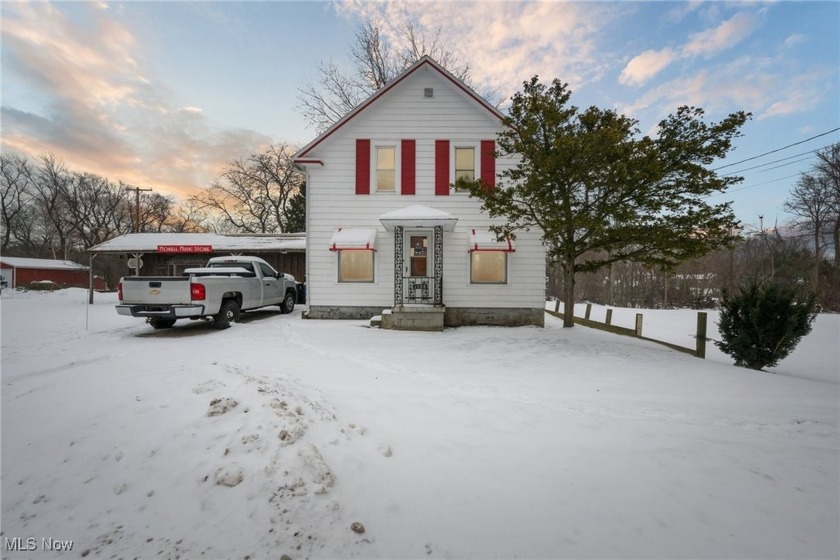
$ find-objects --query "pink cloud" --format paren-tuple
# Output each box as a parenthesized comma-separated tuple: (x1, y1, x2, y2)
(682, 12, 760, 58)
(619, 48, 677, 86)
(1, 2, 274, 200)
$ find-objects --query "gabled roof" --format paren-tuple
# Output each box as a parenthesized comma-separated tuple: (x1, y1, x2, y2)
(293, 55, 505, 162)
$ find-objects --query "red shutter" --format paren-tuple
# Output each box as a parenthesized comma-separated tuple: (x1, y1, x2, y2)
(355, 139, 370, 195)
(401, 139, 415, 195)
(480, 140, 496, 191)
(435, 140, 450, 196)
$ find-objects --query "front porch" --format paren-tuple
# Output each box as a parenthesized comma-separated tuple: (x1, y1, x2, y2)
(376, 205, 456, 331)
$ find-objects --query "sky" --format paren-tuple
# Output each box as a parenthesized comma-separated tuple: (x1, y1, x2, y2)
(2, 0, 838, 231)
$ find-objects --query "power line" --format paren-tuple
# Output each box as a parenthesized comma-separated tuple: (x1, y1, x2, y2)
(704, 172, 802, 198)
(747, 156, 817, 176)
(711, 128, 840, 171)
(721, 145, 830, 176)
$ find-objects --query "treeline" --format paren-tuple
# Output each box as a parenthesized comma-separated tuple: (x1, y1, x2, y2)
(0, 153, 206, 260)
(0, 143, 306, 266)
(549, 144, 840, 312)
(550, 231, 839, 311)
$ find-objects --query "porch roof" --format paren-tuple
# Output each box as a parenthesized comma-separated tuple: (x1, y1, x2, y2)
(379, 205, 458, 232)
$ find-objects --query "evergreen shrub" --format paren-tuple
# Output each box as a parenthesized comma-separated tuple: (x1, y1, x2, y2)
(715, 280, 817, 371)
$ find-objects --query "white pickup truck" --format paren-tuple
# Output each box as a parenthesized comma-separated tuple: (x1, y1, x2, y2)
(116, 256, 297, 329)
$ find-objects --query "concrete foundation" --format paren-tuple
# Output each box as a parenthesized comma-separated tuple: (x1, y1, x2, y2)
(304, 306, 386, 320)
(380, 306, 445, 331)
(306, 305, 544, 329)
(444, 307, 544, 327)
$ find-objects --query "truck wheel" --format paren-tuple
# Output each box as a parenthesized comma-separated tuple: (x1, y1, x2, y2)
(149, 318, 176, 329)
(280, 290, 296, 314)
(213, 299, 240, 329)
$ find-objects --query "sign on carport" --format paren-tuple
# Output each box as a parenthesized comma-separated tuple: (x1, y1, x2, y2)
(157, 245, 214, 254)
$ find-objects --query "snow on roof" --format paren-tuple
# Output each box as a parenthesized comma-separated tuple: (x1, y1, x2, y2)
(0, 257, 89, 270)
(329, 228, 377, 251)
(379, 205, 458, 231)
(468, 229, 516, 252)
(88, 233, 306, 253)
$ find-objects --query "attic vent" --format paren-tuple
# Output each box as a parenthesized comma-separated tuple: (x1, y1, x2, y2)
(423, 88, 435, 98)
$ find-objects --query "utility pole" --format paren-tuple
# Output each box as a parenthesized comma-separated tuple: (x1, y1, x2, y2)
(132, 186, 153, 233)
(129, 186, 153, 278)
(758, 215, 775, 280)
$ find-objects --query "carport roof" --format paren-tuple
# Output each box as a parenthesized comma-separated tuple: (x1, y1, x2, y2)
(88, 233, 306, 254)
(0, 257, 89, 270)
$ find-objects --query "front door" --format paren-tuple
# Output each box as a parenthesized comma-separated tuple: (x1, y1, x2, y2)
(405, 232, 433, 304)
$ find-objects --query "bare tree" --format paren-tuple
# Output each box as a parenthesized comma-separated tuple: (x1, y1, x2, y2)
(165, 198, 210, 233)
(0, 153, 35, 253)
(297, 20, 484, 132)
(64, 173, 130, 247)
(812, 143, 840, 268)
(30, 154, 79, 259)
(190, 144, 304, 234)
(784, 172, 834, 288)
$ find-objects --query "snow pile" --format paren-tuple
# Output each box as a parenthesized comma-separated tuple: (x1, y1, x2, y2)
(1, 289, 838, 559)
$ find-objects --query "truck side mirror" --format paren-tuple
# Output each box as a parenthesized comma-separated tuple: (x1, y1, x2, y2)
(276, 272, 284, 279)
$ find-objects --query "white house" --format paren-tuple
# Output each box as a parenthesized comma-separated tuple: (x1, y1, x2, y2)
(293, 56, 545, 330)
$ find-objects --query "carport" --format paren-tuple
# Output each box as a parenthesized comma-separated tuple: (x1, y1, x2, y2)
(87, 233, 306, 303)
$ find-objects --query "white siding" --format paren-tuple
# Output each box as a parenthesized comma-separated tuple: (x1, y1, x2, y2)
(303, 66, 545, 311)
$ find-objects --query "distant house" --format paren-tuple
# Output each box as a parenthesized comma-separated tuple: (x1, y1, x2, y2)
(293, 56, 546, 330)
(0, 257, 105, 290)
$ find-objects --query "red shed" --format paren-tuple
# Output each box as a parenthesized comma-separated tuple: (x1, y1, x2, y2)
(0, 257, 106, 290)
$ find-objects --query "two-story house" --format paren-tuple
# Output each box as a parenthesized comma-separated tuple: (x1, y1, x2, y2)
(293, 56, 545, 330)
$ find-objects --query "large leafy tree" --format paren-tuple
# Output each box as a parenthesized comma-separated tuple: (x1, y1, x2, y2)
(465, 77, 750, 327)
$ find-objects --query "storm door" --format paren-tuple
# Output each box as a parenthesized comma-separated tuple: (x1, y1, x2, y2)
(404, 232, 433, 304)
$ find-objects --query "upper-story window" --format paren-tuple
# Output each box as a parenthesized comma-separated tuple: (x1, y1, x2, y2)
(376, 146, 396, 192)
(455, 147, 475, 181)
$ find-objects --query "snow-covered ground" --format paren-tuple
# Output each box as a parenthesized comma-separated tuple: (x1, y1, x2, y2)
(1, 288, 838, 559)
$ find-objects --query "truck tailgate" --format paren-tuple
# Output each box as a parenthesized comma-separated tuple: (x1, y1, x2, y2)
(121, 276, 193, 305)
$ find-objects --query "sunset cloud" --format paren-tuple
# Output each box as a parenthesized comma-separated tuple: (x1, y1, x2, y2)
(618, 10, 763, 87)
(619, 53, 830, 134)
(682, 11, 761, 58)
(619, 48, 677, 86)
(0, 2, 271, 198)
(336, 0, 619, 100)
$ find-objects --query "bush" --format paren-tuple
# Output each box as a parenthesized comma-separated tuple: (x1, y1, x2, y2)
(20, 280, 62, 292)
(715, 280, 817, 371)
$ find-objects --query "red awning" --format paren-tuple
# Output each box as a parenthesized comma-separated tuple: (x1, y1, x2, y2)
(468, 229, 515, 252)
(329, 228, 377, 251)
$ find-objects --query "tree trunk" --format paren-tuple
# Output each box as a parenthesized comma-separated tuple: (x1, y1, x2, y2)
(562, 259, 575, 328)
(834, 220, 840, 270)
(813, 228, 821, 289)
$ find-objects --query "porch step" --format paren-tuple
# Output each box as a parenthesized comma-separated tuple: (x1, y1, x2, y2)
(369, 315, 382, 328)
(380, 306, 444, 332)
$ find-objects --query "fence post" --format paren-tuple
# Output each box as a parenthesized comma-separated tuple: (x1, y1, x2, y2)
(634, 313, 643, 337)
(696, 312, 708, 359)
(554, 299, 560, 313)
(585, 303, 592, 320)
(605, 308, 613, 325)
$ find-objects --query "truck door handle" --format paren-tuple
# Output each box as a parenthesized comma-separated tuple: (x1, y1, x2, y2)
(149, 282, 162, 288)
